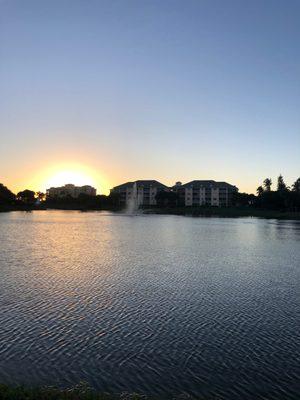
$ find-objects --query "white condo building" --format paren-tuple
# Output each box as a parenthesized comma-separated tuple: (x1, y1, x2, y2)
(46, 184, 97, 199)
(173, 180, 237, 207)
(111, 179, 238, 207)
(110, 180, 168, 207)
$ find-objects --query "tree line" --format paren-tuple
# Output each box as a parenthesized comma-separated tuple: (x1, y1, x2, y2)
(1, 175, 300, 211)
(234, 175, 300, 210)
(0, 184, 120, 210)
(154, 175, 300, 210)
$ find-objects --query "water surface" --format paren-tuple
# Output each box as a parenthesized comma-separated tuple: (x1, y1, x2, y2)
(0, 211, 299, 399)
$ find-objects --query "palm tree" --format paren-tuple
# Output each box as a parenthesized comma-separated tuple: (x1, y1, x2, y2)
(277, 174, 287, 191)
(263, 178, 272, 192)
(292, 178, 300, 193)
(256, 186, 264, 196)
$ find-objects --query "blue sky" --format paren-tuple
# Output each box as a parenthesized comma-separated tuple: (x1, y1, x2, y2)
(1, 0, 299, 194)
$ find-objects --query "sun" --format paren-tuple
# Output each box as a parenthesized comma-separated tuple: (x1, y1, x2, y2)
(43, 164, 97, 190)
(28, 162, 110, 194)
(46, 170, 95, 188)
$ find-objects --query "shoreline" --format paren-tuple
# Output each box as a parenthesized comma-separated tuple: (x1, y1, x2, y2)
(1, 205, 300, 220)
(142, 206, 300, 220)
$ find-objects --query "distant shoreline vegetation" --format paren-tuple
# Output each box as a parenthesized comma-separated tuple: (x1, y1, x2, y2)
(1, 175, 300, 219)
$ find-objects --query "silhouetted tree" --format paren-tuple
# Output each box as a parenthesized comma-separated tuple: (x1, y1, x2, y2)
(36, 191, 46, 201)
(292, 178, 300, 193)
(256, 186, 264, 196)
(17, 189, 35, 204)
(263, 178, 272, 192)
(0, 183, 16, 204)
(277, 174, 287, 192)
(107, 192, 121, 207)
(156, 191, 179, 207)
(233, 191, 255, 206)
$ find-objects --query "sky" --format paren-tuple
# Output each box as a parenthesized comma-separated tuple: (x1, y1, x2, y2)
(1, 0, 300, 195)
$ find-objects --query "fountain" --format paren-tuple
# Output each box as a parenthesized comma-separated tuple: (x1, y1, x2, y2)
(125, 182, 139, 215)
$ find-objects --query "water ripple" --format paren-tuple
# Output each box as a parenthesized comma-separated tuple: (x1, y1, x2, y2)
(0, 211, 299, 399)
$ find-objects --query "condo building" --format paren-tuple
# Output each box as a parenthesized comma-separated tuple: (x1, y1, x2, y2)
(110, 180, 168, 207)
(173, 180, 237, 207)
(46, 184, 97, 199)
(111, 179, 237, 207)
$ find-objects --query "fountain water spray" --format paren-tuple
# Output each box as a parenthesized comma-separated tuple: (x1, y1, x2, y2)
(125, 182, 139, 215)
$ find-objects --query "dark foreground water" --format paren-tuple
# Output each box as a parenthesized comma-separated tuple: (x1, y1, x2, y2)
(0, 211, 299, 399)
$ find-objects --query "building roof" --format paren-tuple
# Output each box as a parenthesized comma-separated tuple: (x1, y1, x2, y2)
(110, 181, 134, 190)
(177, 180, 238, 189)
(111, 180, 168, 190)
(111, 179, 237, 191)
(47, 184, 96, 191)
(135, 180, 168, 188)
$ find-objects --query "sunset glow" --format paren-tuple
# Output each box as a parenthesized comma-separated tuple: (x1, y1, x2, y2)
(29, 163, 109, 194)
(1, 1, 300, 196)
(45, 169, 95, 189)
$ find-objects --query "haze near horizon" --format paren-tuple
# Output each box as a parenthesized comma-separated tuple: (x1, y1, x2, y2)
(1, 0, 299, 195)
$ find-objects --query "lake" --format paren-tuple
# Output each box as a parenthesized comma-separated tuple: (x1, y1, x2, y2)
(0, 211, 299, 399)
